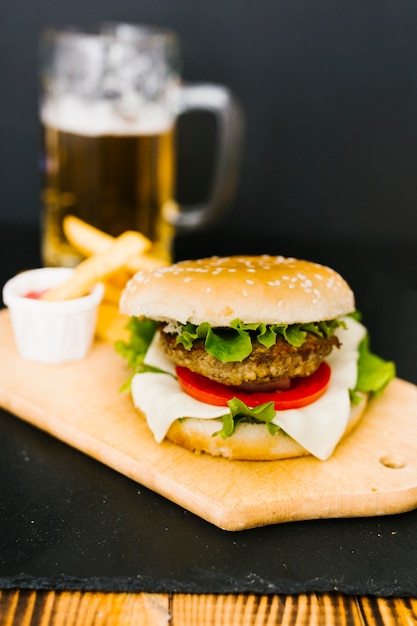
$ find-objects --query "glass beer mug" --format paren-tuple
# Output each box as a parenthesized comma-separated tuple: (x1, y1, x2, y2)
(39, 23, 243, 266)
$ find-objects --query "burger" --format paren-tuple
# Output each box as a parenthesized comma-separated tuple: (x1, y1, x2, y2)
(118, 255, 395, 461)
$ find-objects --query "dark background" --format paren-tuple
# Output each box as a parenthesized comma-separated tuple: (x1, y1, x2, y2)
(1, 0, 417, 250)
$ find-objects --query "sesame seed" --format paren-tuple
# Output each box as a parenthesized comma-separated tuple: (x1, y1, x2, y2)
(242, 289, 248, 296)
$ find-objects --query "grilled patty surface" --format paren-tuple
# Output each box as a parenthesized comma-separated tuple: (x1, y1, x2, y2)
(159, 327, 340, 386)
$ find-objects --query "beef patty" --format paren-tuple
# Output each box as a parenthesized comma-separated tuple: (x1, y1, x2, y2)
(159, 327, 340, 386)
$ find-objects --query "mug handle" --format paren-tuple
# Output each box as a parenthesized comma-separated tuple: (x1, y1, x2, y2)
(171, 84, 244, 230)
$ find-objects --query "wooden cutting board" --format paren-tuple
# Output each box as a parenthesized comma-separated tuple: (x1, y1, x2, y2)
(1, 309, 416, 531)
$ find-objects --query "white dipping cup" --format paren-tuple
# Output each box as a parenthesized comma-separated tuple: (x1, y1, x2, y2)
(2, 267, 104, 364)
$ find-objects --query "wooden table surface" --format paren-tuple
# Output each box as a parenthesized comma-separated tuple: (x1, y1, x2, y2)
(1, 590, 417, 624)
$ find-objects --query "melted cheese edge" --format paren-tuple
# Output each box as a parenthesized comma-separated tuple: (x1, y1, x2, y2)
(131, 316, 366, 460)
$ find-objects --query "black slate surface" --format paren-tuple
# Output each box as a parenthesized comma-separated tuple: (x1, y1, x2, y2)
(0, 223, 416, 597)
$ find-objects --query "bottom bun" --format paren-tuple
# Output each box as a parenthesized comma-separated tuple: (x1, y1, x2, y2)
(165, 398, 368, 460)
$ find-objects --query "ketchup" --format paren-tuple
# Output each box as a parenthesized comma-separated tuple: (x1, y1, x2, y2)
(25, 289, 48, 299)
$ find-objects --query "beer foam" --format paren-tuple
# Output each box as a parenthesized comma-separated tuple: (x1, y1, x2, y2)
(41, 96, 174, 136)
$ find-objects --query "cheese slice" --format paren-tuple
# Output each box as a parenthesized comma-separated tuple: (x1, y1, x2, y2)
(269, 317, 365, 459)
(131, 317, 366, 460)
(144, 332, 176, 375)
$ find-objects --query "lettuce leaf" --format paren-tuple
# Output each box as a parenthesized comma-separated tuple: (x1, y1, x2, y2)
(175, 317, 344, 363)
(350, 334, 396, 404)
(214, 399, 279, 439)
(114, 317, 159, 391)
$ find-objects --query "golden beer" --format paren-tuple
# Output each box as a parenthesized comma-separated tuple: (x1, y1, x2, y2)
(41, 123, 176, 266)
(39, 25, 241, 267)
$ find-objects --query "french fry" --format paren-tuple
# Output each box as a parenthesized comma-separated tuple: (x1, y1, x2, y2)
(42, 231, 150, 301)
(102, 276, 128, 305)
(58, 216, 169, 342)
(96, 302, 131, 343)
(63, 215, 116, 256)
(104, 268, 133, 290)
(63, 215, 166, 271)
(126, 253, 168, 271)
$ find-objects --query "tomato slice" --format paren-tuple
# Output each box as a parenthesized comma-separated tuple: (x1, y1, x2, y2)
(176, 362, 331, 411)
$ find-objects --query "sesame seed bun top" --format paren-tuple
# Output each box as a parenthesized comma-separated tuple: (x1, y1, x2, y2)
(120, 255, 355, 326)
